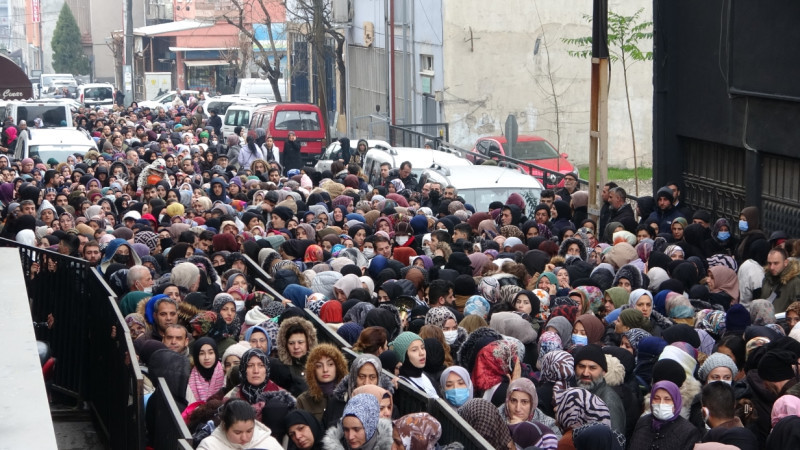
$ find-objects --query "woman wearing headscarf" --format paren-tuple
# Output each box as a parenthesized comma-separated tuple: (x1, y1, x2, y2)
(285, 410, 325, 450)
(458, 399, 515, 450)
(536, 350, 575, 417)
(706, 265, 740, 309)
(499, 377, 561, 440)
(189, 337, 225, 402)
(296, 344, 349, 422)
(392, 413, 443, 450)
(208, 293, 242, 344)
(472, 339, 519, 406)
(322, 393, 393, 450)
(439, 366, 473, 409)
(627, 288, 672, 337)
(322, 353, 394, 429)
(703, 218, 738, 257)
(554, 388, 611, 449)
(276, 317, 318, 386)
(224, 348, 297, 441)
(629, 380, 702, 449)
(392, 331, 439, 397)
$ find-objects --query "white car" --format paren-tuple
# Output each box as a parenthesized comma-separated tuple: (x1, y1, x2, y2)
(315, 139, 393, 173)
(77, 83, 115, 108)
(418, 165, 543, 212)
(138, 90, 200, 110)
(14, 128, 97, 162)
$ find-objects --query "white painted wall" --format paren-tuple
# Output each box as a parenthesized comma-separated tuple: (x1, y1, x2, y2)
(441, 0, 653, 168)
(41, 0, 66, 74)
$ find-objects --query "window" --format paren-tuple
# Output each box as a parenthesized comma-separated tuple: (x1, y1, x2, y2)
(274, 110, 320, 131)
(420, 54, 434, 73)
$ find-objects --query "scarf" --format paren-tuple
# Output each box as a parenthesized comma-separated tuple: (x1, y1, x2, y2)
(189, 361, 225, 402)
(238, 349, 270, 404)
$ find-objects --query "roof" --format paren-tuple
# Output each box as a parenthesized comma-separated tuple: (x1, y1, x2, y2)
(133, 20, 215, 37)
(434, 165, 544, 190)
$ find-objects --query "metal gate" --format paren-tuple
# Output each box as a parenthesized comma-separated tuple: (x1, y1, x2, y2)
(762, 153, 800, 236)
(347, 44, 389, 139)
(681, 137, 747, 225)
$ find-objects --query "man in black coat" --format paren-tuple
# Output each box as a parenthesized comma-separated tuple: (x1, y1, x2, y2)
(608, 186, 638, 233)
(282, 131, 303, 173)
(207, 109, 222, 138)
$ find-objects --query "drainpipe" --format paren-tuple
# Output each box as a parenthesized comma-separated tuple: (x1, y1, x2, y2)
(390, 0, 396, 125)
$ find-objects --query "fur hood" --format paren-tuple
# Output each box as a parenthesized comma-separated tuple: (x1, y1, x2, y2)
(642, 376, 701, 420)
(322, 418, 393, 450)
(604, 354, 627, 387)
(305, 344, 348, 401)
(276, 316, 318, 365)
(765, 258, 800, 285)
(559, 237, 588, 261)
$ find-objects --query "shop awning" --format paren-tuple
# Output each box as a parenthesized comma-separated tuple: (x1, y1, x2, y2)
(0, 54, 33, 100)
(183, 60, 229, 67)
(134, 20, 214, 37)
(169, 47, 235, 52)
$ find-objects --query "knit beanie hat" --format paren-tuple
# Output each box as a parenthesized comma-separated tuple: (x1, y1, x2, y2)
(391, 331, 423, 363)
(659, 344, 698, 378)
(651, 358, 687, 387)
(698, 352, 739, 381)
(758, 350, 797, 382)
(573, 344, 608, 372)
(725, 304, 751, 336)
(619, 308, 648, 330)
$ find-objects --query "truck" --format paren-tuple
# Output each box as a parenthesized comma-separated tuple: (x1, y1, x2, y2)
(144, 72, 172, 102)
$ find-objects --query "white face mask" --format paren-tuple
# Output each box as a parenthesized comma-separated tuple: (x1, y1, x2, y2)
(423, 246, 433, 257)
(395, 235, 409, 245)
(142, 286, 153, 294)
(233, 300, 245, 312)
(362, 248, 375, 259)
(444, 330, 458, 345)
(652, 403, 674, 421)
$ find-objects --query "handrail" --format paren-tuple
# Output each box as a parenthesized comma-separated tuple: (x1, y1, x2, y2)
(154, 377, 194, 448)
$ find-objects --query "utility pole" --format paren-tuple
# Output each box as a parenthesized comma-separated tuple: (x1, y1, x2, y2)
(312, 0, 329, 143)
(124, 0, 134, 102)
(588, 0, 609, 217)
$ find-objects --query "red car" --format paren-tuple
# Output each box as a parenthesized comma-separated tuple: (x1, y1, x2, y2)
(471, 135, 575, 187)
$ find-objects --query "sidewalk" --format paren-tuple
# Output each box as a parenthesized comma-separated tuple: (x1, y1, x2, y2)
(51, 404, 107, 450)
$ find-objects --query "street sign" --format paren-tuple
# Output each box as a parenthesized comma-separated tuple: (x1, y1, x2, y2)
(32, 0, 41, 23)
(505, 114, 518, 156)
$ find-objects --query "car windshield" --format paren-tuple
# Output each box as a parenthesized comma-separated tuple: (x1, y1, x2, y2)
(224, 110, 250, 127)
(84, 87, 112, 100)
(16, 105, 69, 127)
(29, 145, 95, 163)
(508, 140, 560, 160)
(460, 187, 540, 212)
(274, 110, 320, 131)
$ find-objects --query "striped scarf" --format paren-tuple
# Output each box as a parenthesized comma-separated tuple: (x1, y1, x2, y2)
(188, 362, 225, 402)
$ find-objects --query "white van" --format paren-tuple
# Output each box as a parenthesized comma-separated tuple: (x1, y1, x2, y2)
(77, 83, 115, 108)
(235, 78, 286, 101)
(418, 165, 543, 212)
(363, 147, 472, 187)
(15, 128, 97, 162)
(6, 99, 73, 128)
(221, 100, 273, 137)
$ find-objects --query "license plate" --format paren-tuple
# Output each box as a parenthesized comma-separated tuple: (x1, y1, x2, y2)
(300, 141, 307, 146)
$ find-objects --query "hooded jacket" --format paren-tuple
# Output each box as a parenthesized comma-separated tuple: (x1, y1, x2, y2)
(646, 187, 686, 232)
(761, 259, 800, 313)
(196, 421, 282, 450)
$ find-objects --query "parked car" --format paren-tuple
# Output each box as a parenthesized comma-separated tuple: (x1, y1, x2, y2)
(418, 165, 543, 212)
(315, 139, 392, 173)
(14, 128, 97, 162)
(138, 90, 200, 110)
(77, 83, 115, 108)
(471, 135, 575, 186)
(363, 146, 472, 187)
(220, 99, 273, 137)
(248, 103, 326, 165)
(235, 78, 286, 101)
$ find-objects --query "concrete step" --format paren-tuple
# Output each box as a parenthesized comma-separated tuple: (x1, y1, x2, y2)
(51, 403, 108, 450)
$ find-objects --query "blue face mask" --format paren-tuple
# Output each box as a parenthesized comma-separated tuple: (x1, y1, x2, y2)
(572, 334, 588, 346)
(717, 231, 731, 241)
(739, 220, 748, 232)
(445, 388, 470, 407)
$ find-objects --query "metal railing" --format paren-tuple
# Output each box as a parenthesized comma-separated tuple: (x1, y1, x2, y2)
(388, 123, 450, 149)
(1, 238, 146, 449)
(151, 377, 194, 449)
(214, 251, 494, 447)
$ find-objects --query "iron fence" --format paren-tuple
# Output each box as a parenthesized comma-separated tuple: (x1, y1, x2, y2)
(151, 377, 194, 450)
(2, 238, 146, 449)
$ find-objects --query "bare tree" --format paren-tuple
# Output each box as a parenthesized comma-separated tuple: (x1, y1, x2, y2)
(221, 31, 253, 79)
(222, 0, 284, 101)
(106, 31, 125, 91)
(287, 0, 347, 118)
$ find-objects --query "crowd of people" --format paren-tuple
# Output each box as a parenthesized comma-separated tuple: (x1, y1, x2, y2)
(5, 102, 800, 450)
